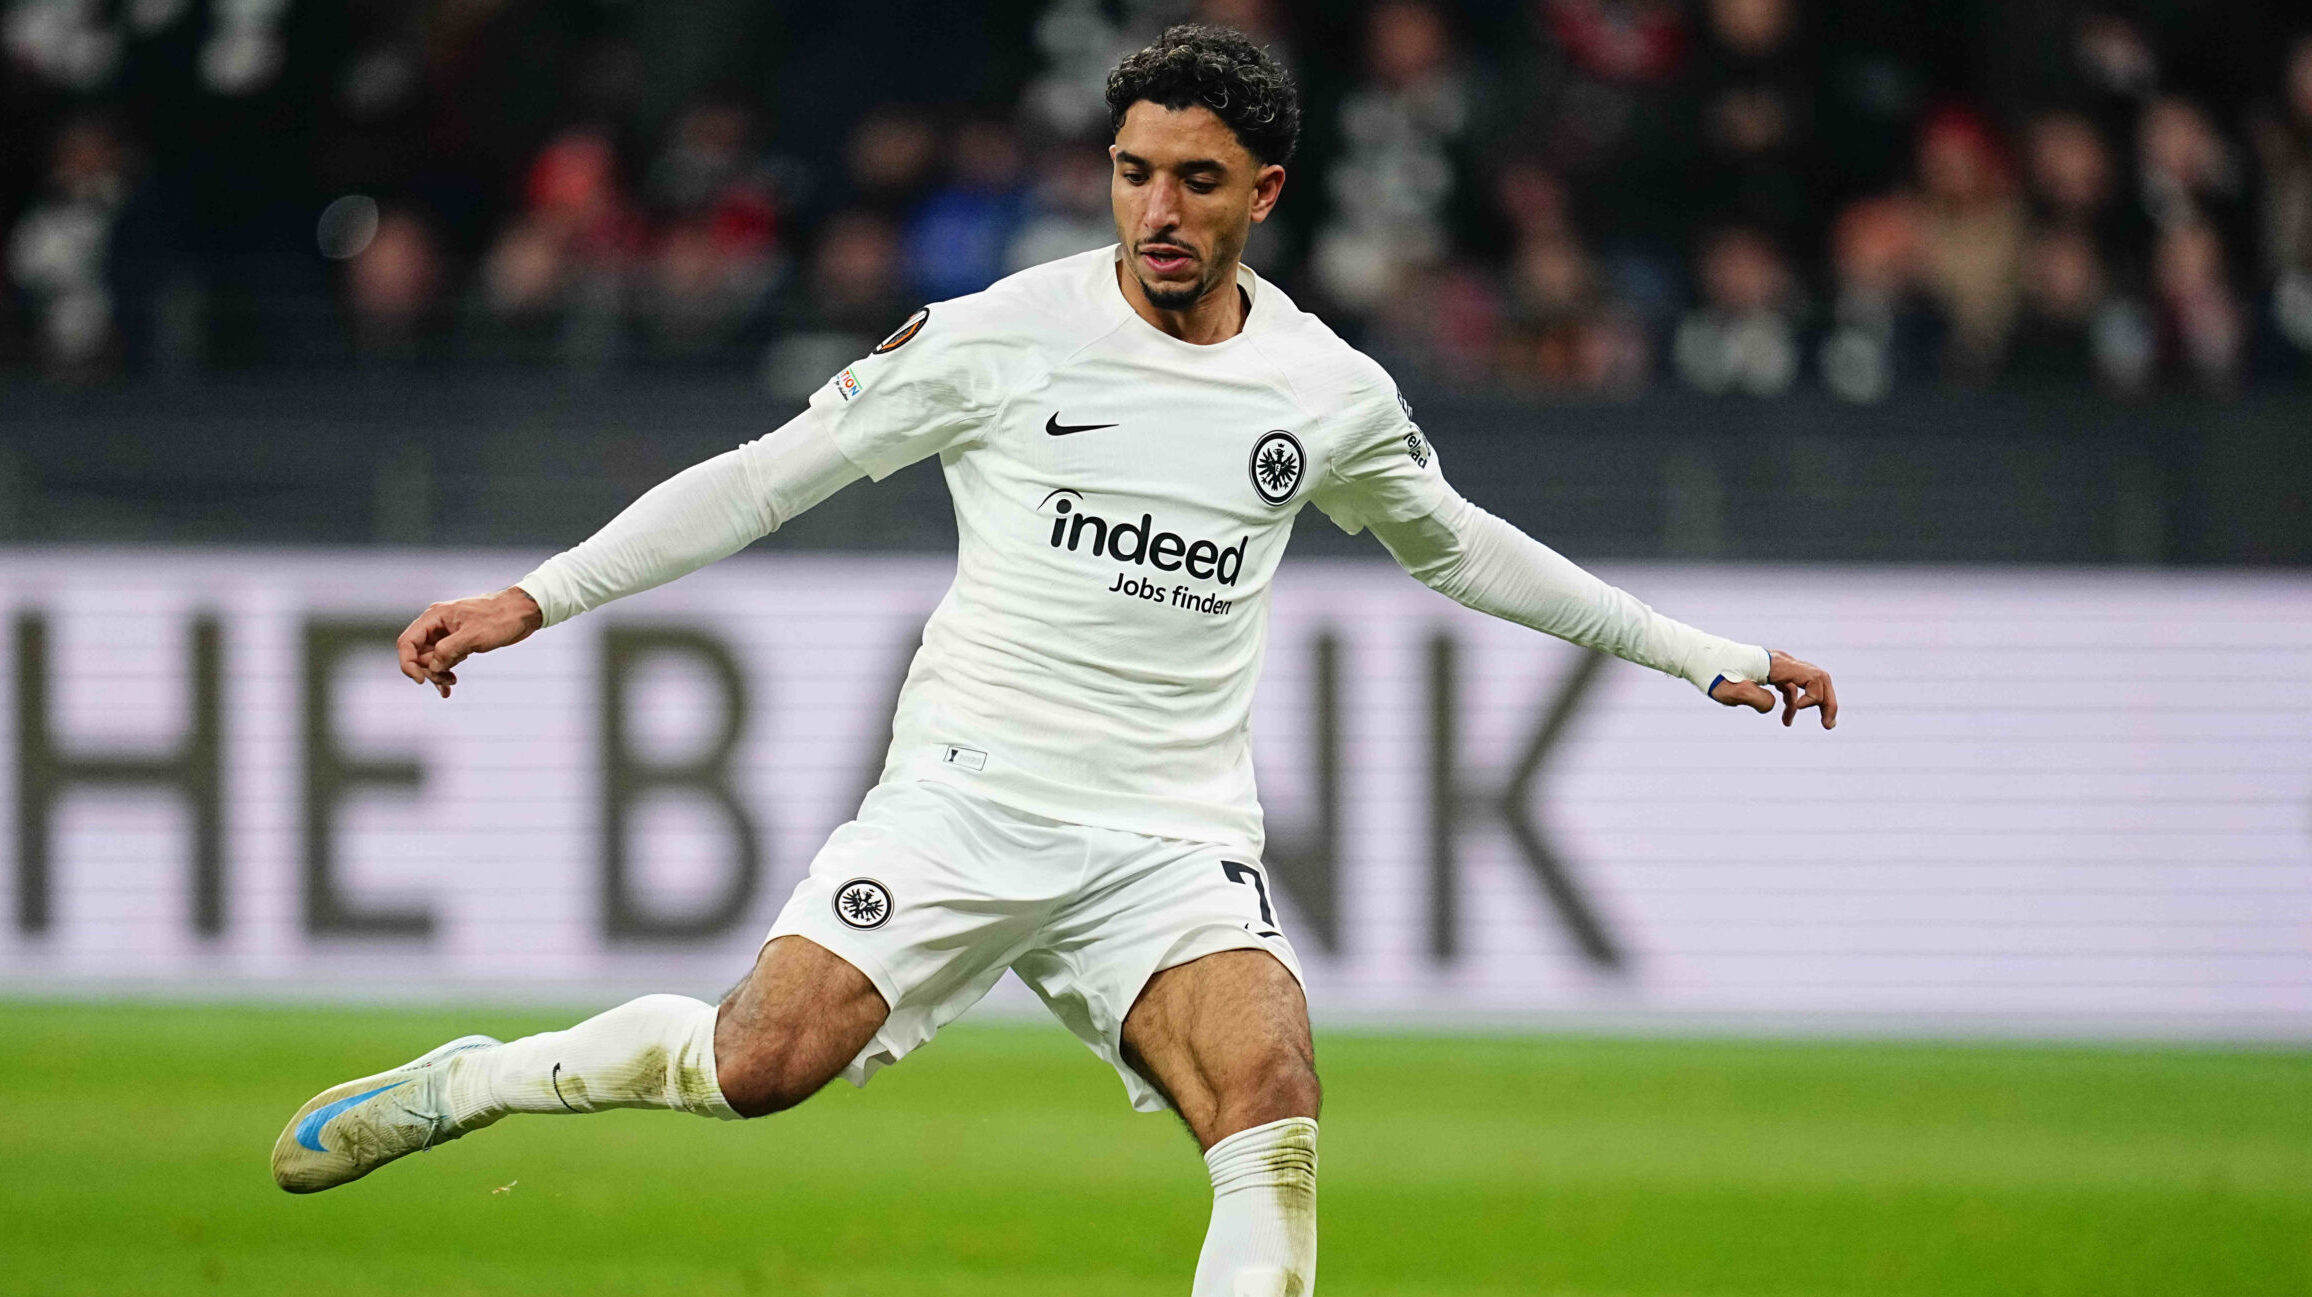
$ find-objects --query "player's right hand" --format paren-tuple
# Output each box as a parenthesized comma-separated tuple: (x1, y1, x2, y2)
(397, 586, 544, 698)
(1708, 648, 1838, 729)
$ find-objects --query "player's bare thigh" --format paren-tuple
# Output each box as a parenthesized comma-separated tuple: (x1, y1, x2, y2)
(713, 935, 890, 1118)
(1121, 948, 1320, 1149)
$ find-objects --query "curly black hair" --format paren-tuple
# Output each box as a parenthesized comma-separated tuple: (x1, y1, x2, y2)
(1105, 24, 1301, 167)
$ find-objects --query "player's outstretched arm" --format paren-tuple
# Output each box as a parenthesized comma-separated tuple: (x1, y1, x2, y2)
(1368, 490, 1838, 730)
(401, 409, 865, 699)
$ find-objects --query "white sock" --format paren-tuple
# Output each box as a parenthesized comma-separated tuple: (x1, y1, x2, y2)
(444, 994, 741, 1126)
(1193, 1117, 1318, 1297)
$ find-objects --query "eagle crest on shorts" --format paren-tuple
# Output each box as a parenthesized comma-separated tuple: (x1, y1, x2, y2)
(834, 878, 893, 929)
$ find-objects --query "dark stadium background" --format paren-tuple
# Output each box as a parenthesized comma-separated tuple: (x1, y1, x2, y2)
(2, 3, 2309, 1295)
(3, 0, 2308, 558)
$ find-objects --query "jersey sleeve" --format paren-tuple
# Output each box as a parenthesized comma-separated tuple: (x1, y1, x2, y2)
(1308, 375, 1454, 536)
(1369, 489, 1772, 694)
(805, 299, 1022, 480)
(515, 408, 863, 627)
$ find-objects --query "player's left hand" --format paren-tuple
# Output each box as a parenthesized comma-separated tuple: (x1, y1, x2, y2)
(1709, 648, 1837, 729)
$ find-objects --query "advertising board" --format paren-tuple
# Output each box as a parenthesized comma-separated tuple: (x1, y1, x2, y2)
(3, 552, 2305, 1036)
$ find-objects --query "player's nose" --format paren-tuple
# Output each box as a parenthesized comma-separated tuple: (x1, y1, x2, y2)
(1140, 178, 1184, 231)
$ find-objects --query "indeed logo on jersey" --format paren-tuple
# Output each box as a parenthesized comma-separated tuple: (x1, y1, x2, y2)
(1040, 491, 1247, 585)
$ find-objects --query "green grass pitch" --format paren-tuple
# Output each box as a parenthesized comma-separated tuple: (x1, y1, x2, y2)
(2, 1001, 2307, 1296)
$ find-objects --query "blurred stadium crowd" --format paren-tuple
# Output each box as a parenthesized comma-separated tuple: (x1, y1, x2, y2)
(5, 0, 2311, 402)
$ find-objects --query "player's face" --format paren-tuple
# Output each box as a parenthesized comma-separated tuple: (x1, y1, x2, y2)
(1110, 102, 1285, 311)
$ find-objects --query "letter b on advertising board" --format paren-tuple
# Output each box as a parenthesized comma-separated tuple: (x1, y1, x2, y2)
(599, 626, 762, 941)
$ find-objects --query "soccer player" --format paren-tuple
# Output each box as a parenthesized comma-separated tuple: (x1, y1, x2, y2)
(271, 25, 1836, 1295)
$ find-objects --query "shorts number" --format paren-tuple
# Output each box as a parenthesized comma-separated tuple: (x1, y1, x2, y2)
(1221, 861, 1277, 927)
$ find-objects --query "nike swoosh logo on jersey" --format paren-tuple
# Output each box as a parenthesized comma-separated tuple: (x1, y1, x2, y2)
(293, 1079, 411, 1152)
(1046, 414, 1119, 436)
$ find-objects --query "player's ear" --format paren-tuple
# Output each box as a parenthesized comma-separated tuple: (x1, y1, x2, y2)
(1249, 163, 1286, 224)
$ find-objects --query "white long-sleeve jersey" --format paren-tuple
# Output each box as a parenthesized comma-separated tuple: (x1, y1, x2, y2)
(519, 247, 1768, 852)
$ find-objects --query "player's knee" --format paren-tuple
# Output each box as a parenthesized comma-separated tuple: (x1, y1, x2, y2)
(1263, 1053, 1323, 1122)
(717, 1081, 802, 1120)
(714, 1049, 820, 1118)
(711, 1025, 834, 1118)
(1216, 1048, 1321, 1132)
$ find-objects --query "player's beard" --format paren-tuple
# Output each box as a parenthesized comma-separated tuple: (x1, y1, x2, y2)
(1138, 274, 1208, 311)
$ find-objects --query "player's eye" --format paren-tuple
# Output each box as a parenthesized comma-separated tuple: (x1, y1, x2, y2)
(1121, 170, 1147, 185)
(1186, 180, 1216, 194)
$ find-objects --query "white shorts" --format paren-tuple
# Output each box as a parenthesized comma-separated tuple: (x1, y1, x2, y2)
(766, 779, 1305, 1112)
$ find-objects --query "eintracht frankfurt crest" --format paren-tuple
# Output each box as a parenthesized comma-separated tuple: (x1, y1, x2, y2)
(1249, 430, 1304, 506)
(833, 878, 893, 930)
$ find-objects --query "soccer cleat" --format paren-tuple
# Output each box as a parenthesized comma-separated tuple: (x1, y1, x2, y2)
(270, 1034, 500, 1193)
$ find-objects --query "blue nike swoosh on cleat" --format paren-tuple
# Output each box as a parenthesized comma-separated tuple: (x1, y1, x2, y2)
(294, 1080, 411, 1153)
